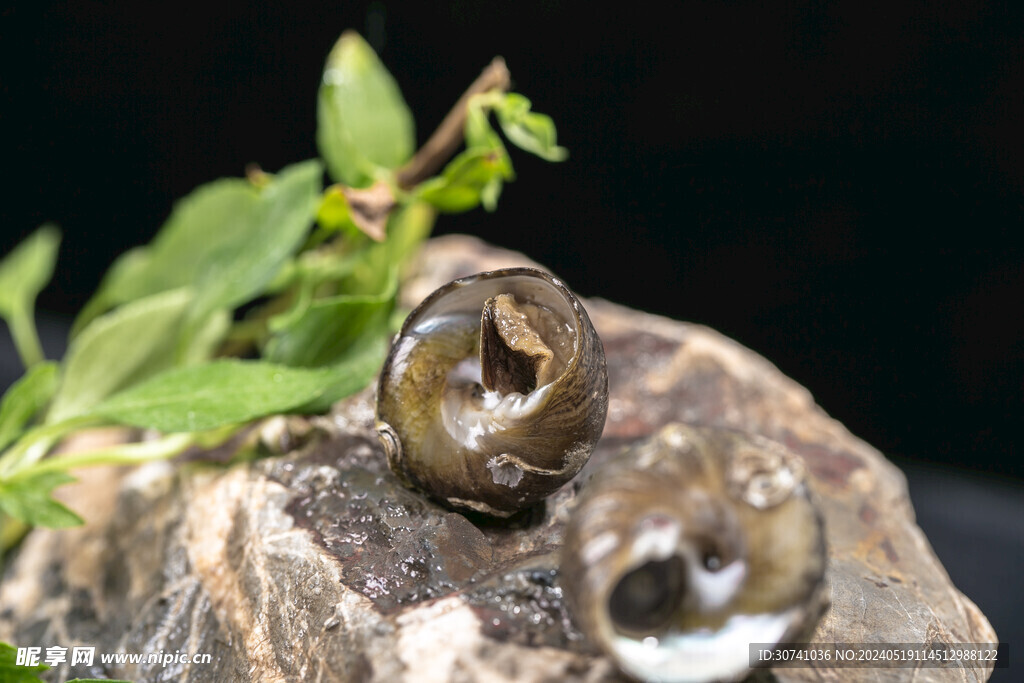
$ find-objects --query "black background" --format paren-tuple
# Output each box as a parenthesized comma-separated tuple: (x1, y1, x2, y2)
(1, 1, 1021, 676)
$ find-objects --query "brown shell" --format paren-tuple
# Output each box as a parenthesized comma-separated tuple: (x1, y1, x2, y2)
(375, 268, 608, 517)
(561, 423, 828, 682)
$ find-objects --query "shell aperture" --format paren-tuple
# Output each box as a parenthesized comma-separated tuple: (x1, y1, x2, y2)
(375, 268, 608, 517)
(561, 423, 827, 683)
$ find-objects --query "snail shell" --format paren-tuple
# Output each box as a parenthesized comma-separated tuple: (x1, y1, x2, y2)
(375, 267, 608, 517)
(561, 423, 827, 683)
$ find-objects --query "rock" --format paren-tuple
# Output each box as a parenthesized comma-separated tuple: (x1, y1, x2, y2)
(0, 235, 996, 682)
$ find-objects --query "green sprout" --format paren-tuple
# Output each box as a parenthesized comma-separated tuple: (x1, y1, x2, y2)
(0, 30, 566, 554)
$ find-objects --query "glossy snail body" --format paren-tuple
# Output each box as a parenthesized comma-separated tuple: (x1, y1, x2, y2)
(562, 423, 827, 683)
(375, 268, 608, 517)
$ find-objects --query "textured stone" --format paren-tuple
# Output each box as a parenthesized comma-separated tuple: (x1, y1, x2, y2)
(0, 235, 996, 682)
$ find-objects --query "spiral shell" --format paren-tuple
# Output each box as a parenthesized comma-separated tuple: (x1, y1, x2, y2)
(375, 268, 608, 517)
(561, 423, 827, 683)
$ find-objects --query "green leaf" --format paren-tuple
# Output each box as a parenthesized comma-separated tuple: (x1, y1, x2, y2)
(0, 362, 58, 452)
(494, 93, 568, 162)
(315, 184, 358, 235)
(180, 308, 231, 366)
(317, 31, 415, 186)
(184, 160, 322, 334)
(0, 225, 61, 319)
(74, 180, 259, 330)
(465, 98, 498, 149)
(0, 642, 49, 682)
(298, 335, 389, 413)
(415, 148, 509, 213)
(265, 267, 397, 367)
(452, 95, 519, 211)
(73, 161, 322, 334)
(70, 246, 149, 336)
(0, 471, 83, 528)
(0, 226, 61, 367)
(91, 359, 340, 432)
(48, 289, 193, 424)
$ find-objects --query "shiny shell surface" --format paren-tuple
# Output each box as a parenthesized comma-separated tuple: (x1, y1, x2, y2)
(375, 267, 608, 516)
(562, 423, 828, 683)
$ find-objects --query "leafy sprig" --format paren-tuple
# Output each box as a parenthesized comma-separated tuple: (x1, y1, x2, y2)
(0, 30, 565, 548)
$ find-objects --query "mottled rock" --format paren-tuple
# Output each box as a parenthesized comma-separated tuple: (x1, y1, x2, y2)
(0, 236, 996, 682)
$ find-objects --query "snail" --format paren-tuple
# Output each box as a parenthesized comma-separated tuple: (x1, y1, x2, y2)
(561, 423, 827, 683)
(375, 267, 608, 517)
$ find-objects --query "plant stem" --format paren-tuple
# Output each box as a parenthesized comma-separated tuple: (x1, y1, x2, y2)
(10, 432, 195, 478)
(0, 416, 98, 478)
(396, 57, 511, 189)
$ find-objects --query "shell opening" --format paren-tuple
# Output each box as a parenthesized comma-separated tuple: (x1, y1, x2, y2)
(607, 555, 686, 638)
(479, 293, 574, 396)
(438, 292, 573, 450)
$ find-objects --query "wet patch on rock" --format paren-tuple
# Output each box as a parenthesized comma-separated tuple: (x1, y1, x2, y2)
(277, 446, 480, 613)
(462, 566, 590, 652)
(272, 433, 571, 616)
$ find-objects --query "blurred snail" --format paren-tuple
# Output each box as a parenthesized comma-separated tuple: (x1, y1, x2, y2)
(375, 267, 608, 517)
(561, 423, 827, 683)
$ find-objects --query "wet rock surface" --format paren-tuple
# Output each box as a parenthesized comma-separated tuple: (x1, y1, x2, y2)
(0, 235, 996, 682)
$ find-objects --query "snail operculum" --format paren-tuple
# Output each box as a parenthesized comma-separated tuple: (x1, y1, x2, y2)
(561, 424, 827, 683)
(479, 291, 574, 392)
(375, 268, 608, 517)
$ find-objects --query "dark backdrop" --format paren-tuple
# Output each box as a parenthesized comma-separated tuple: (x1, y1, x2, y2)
(1, 1, 1021, 672)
